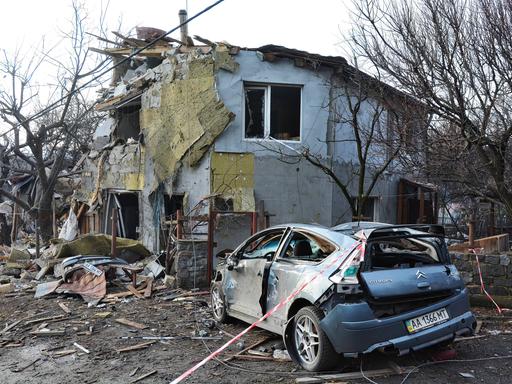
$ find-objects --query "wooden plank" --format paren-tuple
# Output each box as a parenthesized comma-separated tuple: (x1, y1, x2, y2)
(105, 288, 145, 299)
(0, 319, 21, 334)
(116, 340, 156, 353)
(131, 370, 157, 383)
(25, 314, 65, 325)
(30, 329, 66, 336)
(127, 284, 144, 299)
(58, 302, 71, 314)
(223, 336, 274, 362)
(144, 278, 153, 299)
(295, 366, 414, 384)
(51, 349, 76, 357)
(73, 342, 90, 354)
(99, 46, 170, 57)
(115, 318, 147, 330)
(232, 354, 274, 361)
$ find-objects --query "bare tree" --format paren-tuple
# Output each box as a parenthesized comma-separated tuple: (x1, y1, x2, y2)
(0, 1, 111, 242)
(351, 0, 512, 218)
(265, 68, 421, 220)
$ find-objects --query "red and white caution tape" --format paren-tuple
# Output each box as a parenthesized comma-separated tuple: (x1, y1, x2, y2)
(169, 241, 364, 384)
(469, 248, 502, 314)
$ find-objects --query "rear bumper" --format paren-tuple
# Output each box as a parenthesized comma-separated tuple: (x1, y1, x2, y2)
(320, 288, 476, 355)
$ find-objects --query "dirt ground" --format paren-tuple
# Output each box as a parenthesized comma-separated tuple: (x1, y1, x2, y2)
(1, 285, 512, 384)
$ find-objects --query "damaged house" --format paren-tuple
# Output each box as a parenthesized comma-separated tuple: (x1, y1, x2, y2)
(74, 16, 434, 269)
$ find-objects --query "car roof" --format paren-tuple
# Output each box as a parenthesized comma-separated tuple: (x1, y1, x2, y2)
(331, 221, 390, 234)
(263, 223, 359, 247)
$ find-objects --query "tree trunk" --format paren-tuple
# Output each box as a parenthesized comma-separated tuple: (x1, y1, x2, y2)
(0, 214, 11, 246)
(37, 195, 54, 242)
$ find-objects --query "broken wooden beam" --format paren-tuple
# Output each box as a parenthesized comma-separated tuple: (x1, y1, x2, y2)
(25, 314, 65, 325)
(116, 340, 157, 353)
(295, 366, 415, 383)
(115, 318, 147, 330)
(144, 278, 153, 299)
(223, 336, 275, 363)
(73, 342, 90, 354)
(127, 284, 144, 299)
(29, 329, 66, 337)
(58, 302, 71, 314)
(131, 370, 157, 383)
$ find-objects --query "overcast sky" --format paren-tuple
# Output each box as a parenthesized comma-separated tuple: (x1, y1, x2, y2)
(0, 0, 354, 56)
(0, 0, 355, 133)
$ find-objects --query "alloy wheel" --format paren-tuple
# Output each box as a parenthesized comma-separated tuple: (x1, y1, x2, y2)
(295, 313, 320, 364)
(211, 286, 224, 319)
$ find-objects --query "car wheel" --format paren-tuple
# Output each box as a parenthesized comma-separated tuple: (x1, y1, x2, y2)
(293, 306, 338, 371)
(211, 282, 228, 323)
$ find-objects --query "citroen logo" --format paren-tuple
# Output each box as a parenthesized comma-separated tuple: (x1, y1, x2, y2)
(416, 270, 427, 279)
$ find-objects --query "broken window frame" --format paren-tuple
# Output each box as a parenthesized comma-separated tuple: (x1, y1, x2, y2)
(352, 196, 379, 222)
(242, 82, 303, 143)
(102, 189, 142, 240)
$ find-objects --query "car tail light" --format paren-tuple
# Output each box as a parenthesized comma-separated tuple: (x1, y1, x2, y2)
(328, 246, 363, 285)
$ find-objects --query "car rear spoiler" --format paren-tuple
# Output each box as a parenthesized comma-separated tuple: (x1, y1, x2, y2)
(355, 224, 446, 242)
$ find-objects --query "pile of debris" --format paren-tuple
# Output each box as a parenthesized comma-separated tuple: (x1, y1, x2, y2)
(0, 233, 173, 305)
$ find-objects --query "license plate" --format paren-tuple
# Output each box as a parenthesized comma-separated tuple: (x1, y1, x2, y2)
(405, 308, 449, 333)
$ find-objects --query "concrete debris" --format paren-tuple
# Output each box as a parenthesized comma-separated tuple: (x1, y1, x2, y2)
(272, 349, 291, 361)
(0, 282, 14, 294)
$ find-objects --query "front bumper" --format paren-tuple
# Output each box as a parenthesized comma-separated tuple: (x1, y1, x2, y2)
(320, 288, 476, 356)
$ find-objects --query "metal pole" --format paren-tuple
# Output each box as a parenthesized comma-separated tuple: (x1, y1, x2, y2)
(111, 207, 117, 257)
(207, 208, 214, 283)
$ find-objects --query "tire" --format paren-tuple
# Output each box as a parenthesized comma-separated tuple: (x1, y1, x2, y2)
(211, 282, 229, 323)
(292, 306, 338, 371)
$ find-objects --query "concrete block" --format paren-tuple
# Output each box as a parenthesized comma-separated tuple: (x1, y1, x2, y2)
(493, 278, 512, 288)
(480, 263, 506, 277)
(485, 255, 500, 265)
(460, 271, 473, 284)
(486, 286, 510, 296)
(500, 255, 511, 266)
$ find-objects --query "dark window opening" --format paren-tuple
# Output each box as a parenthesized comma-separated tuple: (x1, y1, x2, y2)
(244, 88, 265, 139)
(164, 194, 184, 219)
(244, 84, 301, 141)
(214, 196, 234, 212)
(104, 192, 140, 240)
(352, 197, 376, 221)
(270, 86, 301, 140)
(115, 105, 141, 141)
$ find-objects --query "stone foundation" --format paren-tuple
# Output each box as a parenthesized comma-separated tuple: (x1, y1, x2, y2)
(451, 253, 512, 296)
(175, 239, 209, 289)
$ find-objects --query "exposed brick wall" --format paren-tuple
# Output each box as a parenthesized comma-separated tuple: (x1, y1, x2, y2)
(175, 240, 209, 289)
(451, 253, 512, 296)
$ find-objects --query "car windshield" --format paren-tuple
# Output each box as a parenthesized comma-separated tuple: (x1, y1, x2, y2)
(366, 233, 443, 270)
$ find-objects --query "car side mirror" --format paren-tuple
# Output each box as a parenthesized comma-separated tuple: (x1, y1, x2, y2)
(227, 255, 239, 271)
(264, 251, 275, 262)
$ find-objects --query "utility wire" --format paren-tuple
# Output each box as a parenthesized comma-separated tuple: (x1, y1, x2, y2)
(2, 0, 225, 136)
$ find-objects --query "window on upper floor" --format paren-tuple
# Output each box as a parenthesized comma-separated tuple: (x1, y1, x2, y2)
(244, 83, 302, 141)
(352, 196, 378, 221)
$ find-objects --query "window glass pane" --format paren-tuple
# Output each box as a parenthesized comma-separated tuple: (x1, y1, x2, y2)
(352, 197, 375, 221)
(270, 86, 301, 141)
(245, 88, 265, 138)
(242, 230, 283, 259)
(282, 231, 335, 261)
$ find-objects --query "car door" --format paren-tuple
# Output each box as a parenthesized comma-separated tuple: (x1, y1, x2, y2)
(224, 228, 287, 319)
(266, 229, 338, 329)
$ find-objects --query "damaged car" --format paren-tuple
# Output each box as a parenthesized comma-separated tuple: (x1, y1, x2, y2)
(211, 223, 476, 371)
